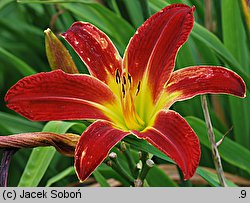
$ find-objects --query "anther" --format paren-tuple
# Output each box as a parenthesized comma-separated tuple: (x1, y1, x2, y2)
(123, 76, 126, 85)
(115, 69, 120, 84)
(122, 84, 126, 98)
(136, 81, 141, 96)
(128, 74, 132, 84)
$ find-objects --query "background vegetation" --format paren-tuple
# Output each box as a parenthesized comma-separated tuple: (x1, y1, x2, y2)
(0, 0, 249, 187)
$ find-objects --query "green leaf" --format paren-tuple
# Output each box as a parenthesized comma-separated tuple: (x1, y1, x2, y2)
(105, 0, 122, 16)
(176, 39, 197, 68)
(196, 168, 220, 186)
(0, 68, 4, 90)
(45, 166, 75, 187)
(116, 0, 145, 28)
(148, 0, 168, 12)
(18, 0, 92, 3)
(93, 170, 110, 187)
(146, 165, 177, 187)
(61, 2, 135, 52)
(192, 23, 250, 89)
(0, 0, 13, 10)
(18, 0, 135, 52)
(0, 19, 45, 69)
(98, 164, 131, 186)
(221, 0, 249, 71)
(228, 97, 250, 149)
(18, 121, 83, 186)
(139, 0, 151, 20)
(221, 0, 250, 150)
(186, 116, 250, 175)
(0, 47, 36, 76)
(196, 168, 237, 187)
(0, 112, 43, 134)
(124, 135, 173, 163)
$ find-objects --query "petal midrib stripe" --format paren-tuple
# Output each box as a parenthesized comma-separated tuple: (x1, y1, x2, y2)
(146, 126, 187, 171)
(8, 96, 126, 128)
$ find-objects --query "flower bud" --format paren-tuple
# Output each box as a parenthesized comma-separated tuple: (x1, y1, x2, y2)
(0, 132, 79, 156)
(44, 28, 78, 74)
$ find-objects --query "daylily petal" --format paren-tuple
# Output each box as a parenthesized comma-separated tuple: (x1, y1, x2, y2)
(5, 70, 119, 122)
(124, 4, 195, 101)
(132, 110, 200, 180)
(44, 28, 79, 74)
(0, 132, 79, 156)
(61, 22, 122, 86)
(75, 121, 129, 181)
(164, 66, 246, 108)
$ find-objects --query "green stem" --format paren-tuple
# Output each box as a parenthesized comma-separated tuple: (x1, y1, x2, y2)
(143, 179, 149, 187)
(120, 142, 139, 178)
(138, 159, 154, 180)
(106, 152, 134, 185)
(139, 151, 149, 164)
(134, 151, 154, 187)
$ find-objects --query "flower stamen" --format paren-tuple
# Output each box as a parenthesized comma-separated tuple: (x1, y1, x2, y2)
(115, 72, 145, 131)
(122, 84, 126, 98)
(136, 81, 141, 96)
(128, 74, 132, 85)
(115, 69, 121, 84)
(123, 76, 126, 85)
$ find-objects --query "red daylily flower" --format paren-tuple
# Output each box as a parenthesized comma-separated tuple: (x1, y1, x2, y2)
(5, 4, 246, 182)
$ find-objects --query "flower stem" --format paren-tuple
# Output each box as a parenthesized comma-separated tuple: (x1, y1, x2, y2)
(139, 151, 149, 164)
(139, 159, 154, 180)
(120, 142, 139, 178)
(134, 151, 154, 187)
(201, 95, 227, 187)
(106, 152, 134, 185)
(0, 149, 17, 187)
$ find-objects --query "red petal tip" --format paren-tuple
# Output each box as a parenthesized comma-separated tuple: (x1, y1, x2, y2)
(124, 3, 195, 101)
(132, 110, 200, 180)
(74, 121, 129, 182)
(191, 5, 196, 12)
(61, 21, 122, 85)
(5, 70, 116, 121)
(60, 32, 66, 38)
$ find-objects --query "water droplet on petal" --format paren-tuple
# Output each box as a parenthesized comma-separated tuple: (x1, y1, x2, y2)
(100, 38, 108, 49)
